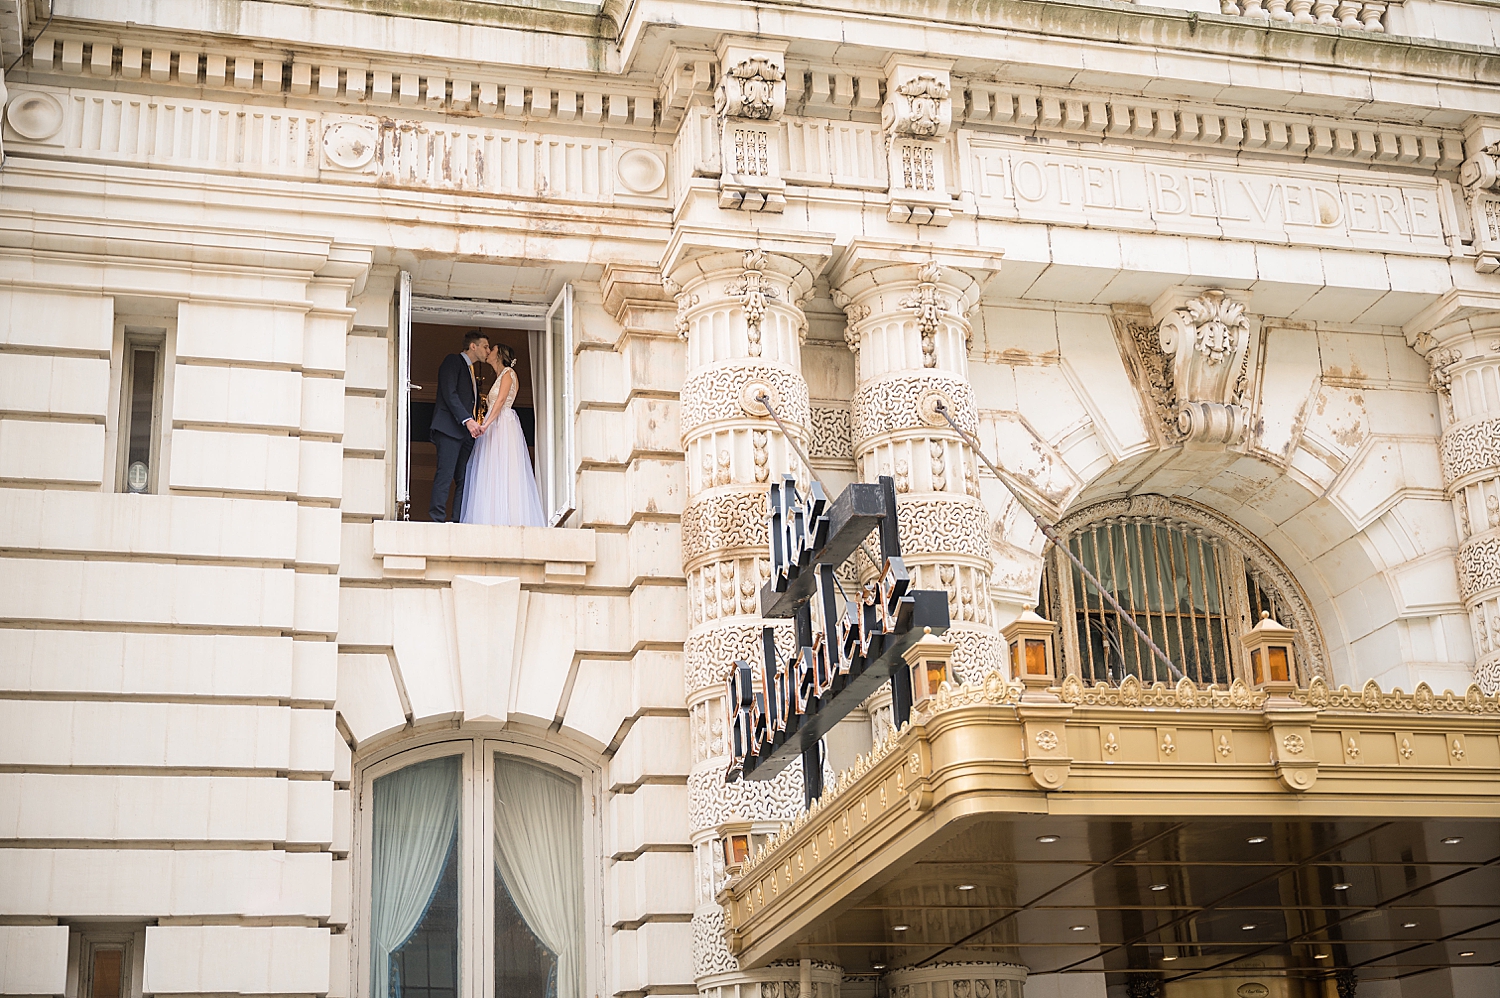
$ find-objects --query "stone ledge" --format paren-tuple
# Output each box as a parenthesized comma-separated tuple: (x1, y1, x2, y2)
(370, 519, 596, 578)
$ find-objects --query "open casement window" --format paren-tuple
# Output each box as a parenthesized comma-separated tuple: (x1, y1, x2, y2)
(539, 284, 576, 526)
(394, 278, 575, 525)
(354, 739, 601, 998)
(1039, 499, 1325, 687)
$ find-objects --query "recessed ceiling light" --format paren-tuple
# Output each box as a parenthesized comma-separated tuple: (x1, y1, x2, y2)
(1161, 955, 1178, 962)
(872, 964, 886, 971)
(1314, 953, 1331, 959)
(1442, 836, 1464, 845)
(1333, 883, 1352, 891)
(892, 924, 909, 932)
(1403, 922, 1418, 928)
(958, 884, 976, 891)
(1070, 925, 1088, 932)
(1241, 924, 1257, 931)
(1037, 835, 1060, 844)
(1247, 835, 1268, 844)
(1459, 951, 1476, 958)
(1150, 883, 1169, 891)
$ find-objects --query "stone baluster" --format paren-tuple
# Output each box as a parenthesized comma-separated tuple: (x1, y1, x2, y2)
(1414, 296, 1500, 694)
(832, 246, 1004, 684)
(667, 236, 841, 992)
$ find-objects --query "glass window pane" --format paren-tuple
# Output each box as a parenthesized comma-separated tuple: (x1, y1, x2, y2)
(371, 756, 462, 998)
(124, 347, 157, 492)
(547, 313, 568, 525)
(89, 949, 124, 998)
(493, 755, 584, 998)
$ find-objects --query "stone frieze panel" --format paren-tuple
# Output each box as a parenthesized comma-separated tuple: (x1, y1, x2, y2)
(963, 134, 1450, 255)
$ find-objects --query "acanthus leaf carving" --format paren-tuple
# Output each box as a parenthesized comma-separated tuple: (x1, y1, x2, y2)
(715, 57, 786, 121)
(724, 249, 781, 356)
(896, 261, 954, 366)
(884, 75, 951, 139)
(1154, 290, 1252, 446)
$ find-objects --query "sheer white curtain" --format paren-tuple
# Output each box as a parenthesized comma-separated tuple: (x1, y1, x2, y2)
(493, 756, 584, 998)
(370, 755, 462, 998)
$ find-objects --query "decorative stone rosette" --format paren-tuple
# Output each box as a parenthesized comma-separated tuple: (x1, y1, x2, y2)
(836, 260, 1003, 684)
(671, 246, 819, 986)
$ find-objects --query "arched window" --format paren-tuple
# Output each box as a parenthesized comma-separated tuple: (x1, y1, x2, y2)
(355, 737, 599, 998)
(1039, 497, 1325, 686)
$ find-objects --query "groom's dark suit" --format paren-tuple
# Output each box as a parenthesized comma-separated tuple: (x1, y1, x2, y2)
(429, 351, 478, 522)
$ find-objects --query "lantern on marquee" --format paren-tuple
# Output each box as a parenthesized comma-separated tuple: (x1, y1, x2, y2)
(903, 627, 956, 704)
(1242, 610, 1296, 691)
(722, 830, 751, 875)
(1003, 608, 1059, 689)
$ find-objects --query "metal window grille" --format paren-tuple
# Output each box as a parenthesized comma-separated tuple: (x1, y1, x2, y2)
(1042, 515, 1288, 687)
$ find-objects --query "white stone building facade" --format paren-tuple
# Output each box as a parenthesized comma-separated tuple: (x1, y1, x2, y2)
(1, 0, 1499, 995)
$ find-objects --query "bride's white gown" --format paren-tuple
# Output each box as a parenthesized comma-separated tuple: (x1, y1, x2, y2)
(461, 371, 547, 527)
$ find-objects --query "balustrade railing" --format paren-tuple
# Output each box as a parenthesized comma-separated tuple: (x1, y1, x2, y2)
(1219, 0, 1388, 31)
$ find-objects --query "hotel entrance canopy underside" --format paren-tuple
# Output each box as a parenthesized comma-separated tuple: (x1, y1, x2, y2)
(720, 675, 1500, 990)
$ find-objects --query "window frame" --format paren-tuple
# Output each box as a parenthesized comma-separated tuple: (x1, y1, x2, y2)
(104, 318, 176, 495)
(350, 734, 604, 998)
(66, 925, 145, 998)
(393, 280, 575, 525)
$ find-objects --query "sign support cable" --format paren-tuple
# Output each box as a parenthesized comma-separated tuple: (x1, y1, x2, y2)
(932, 401, 1184, 683)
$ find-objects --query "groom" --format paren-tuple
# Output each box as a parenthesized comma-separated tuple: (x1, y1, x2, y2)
(429, 329, 491, 522)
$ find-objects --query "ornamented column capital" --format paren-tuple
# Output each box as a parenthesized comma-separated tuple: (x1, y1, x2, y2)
(830, 241, 1001, 369)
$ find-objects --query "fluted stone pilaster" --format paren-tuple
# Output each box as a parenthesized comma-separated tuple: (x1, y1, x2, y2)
(833, 249, 1004, 682)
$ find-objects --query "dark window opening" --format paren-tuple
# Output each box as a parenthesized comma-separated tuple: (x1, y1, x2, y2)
(389, 833, 461, 998)
(494, 866, 557, 998)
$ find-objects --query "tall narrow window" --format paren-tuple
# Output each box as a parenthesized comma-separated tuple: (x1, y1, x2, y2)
(119, 340, 162, 493)
(371, 755, 462, 998)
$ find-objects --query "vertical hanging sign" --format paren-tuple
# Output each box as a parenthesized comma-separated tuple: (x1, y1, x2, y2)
(725, 475, 950, 786)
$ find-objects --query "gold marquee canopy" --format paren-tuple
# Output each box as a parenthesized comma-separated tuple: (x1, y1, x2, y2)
(719, 669, 1500, 992)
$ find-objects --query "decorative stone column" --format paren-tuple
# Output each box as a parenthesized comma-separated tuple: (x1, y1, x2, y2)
(666, 231, 838, 991)
(832, 244, 1004, 683)
(1414, 294, 1500, 694)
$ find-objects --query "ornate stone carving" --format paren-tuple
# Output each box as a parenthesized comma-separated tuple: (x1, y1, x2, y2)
(724, 249, 781, 356)
(1428, 344, 1462, 394)
(663, 277, 698, 340)
(1441, 416, 1500, 483)
(681, 489, 772, 565)
(680, 363, 810, 431)
(883, 964, 1025, 998)
(884, 75, 952, 139)
(830, 288, 870, 351)
(688, 761, 806, 833)
(692, 908, 739, 978)
(1459, 535, 1500, 600)
(807, 406, 854, 461)
(715, 57, 786, 121)
(1154, 290, 1253, 445)
(1460, 138, 1500, 273)
(852, 374, 977, 442)
(895, 497, 993, 561)
(897, 261, 952, 366)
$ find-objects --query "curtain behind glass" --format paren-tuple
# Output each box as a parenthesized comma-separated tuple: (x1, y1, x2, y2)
(493, 756, 584, 998)
(371, 755, 462, 998)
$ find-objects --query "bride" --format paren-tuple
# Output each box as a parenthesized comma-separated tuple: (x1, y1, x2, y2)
(461, 343, 547, 527)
